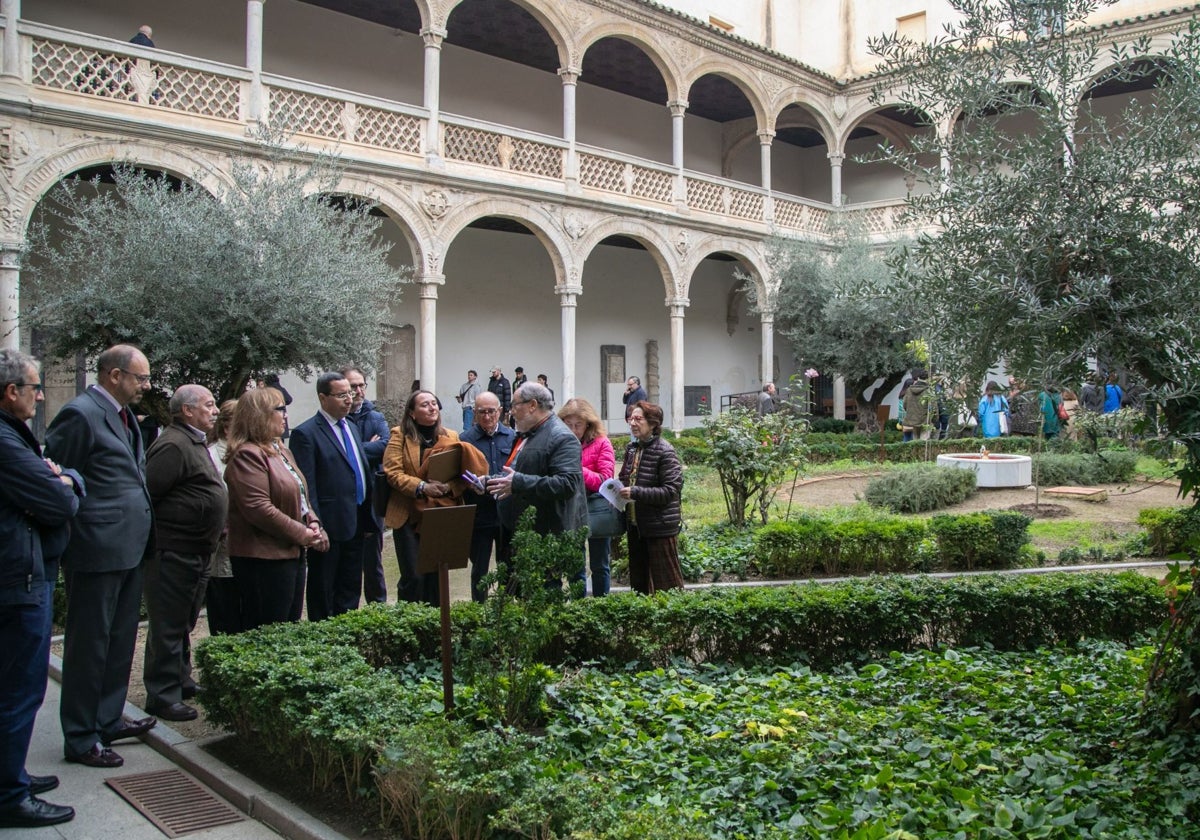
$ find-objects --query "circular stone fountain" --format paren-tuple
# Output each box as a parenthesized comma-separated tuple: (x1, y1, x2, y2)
(936, 453, 1032, 488)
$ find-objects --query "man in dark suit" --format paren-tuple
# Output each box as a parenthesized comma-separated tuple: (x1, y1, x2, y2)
(289, 371, 377, 620)
(341, 366, 389, 604)
(45, 345, 156, 768)
(0, 350, 81, 828)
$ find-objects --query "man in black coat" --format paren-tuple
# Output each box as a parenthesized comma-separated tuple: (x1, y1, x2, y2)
(0, 350, 81, 828)
(45, 345, 157, 769)
(486, 382, 587, 549)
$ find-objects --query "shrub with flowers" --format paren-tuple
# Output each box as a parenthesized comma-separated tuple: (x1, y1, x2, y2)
(701, 407, 808, 526)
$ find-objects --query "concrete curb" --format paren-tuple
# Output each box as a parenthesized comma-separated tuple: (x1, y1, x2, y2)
(48, 652, 348, 840)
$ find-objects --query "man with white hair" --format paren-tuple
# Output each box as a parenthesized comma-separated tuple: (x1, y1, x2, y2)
(143, 384, 225, 722)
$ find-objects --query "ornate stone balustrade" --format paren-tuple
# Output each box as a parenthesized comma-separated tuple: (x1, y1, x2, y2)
(19, 23, 914, 240)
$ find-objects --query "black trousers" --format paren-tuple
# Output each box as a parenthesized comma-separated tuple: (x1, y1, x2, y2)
(231, 556, 304, 630)
(392, 523, 438, 605)
(305, 532, 367, 621)
(143, 549, 210, 709)
(60, 564, 143, 757)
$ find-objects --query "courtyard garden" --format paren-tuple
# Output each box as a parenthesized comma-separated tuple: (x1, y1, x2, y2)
(195, 419, 1200, 839)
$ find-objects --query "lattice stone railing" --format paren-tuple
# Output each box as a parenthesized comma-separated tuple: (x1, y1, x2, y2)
(775, 198, 831, 235)
(355, 105, 422, 154)
(32, 38, 241, 120)
(578, 152, 675, 204)
(685, 177, 765, 221)
(443, 123, 563, 178)
(265, 86, 422, 153)
(269, 87, 344, 139)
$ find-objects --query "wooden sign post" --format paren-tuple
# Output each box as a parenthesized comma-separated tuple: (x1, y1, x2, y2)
(417, 504, 476, 714)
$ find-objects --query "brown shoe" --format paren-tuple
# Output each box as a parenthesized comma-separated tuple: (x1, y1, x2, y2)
(100, 716, 157, 746)
(64, 744, 124, 768)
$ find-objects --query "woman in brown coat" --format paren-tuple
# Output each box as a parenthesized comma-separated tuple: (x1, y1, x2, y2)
(224, 387, 327, 629)
(382, 390, 486, 604)
(617, 401, 684, 594)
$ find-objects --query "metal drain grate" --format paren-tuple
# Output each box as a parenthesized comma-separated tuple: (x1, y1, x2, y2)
(105, 769, 246, 838)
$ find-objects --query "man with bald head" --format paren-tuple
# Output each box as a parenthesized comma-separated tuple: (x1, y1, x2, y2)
(143, 384, 225, 722)
(46, 344, 156, 768)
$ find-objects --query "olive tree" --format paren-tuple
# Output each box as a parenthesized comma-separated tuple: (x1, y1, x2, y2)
(23, 127, 410, 403)
(869, 0, 1200, 730)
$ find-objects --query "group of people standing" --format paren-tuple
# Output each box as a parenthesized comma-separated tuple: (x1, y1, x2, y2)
(395, 374, 685, 603)
(0, 345, 688, 829)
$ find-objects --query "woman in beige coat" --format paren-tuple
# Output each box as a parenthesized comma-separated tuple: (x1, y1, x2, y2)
(383, 390, 486, 604)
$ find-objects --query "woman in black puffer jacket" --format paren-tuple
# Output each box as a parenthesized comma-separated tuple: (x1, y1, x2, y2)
(618, 401, 684, 594)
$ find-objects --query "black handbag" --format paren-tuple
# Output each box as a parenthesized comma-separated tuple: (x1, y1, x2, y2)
(372, 470, 391, 519)
(586, 492, 623, 538)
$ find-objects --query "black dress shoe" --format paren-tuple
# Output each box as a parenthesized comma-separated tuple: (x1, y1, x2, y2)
(100, 715, 157, 745)
(28, 774, 58, 795)
(182, 683, 203, 700)
(0, 795, 75, 828)
(146, 702, 198, 722)
(64, 744, 124, 768)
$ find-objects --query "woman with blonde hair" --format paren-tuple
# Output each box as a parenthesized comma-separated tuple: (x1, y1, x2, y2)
(382, 390, 486, 604)
(559, 397, 616, 596)
(223, 387, 327, 629)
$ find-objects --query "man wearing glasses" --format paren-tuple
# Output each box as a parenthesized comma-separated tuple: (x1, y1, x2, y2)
(485, 383, 587, 570)
(459, 390, 514, 602)
(45, 345, 157, 769)
(289, 372, 377, 620)
(340, 366, 389, 604)
(0, 350, 82, 827)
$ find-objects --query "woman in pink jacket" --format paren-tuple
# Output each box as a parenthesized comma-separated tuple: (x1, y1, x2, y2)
(558, 398, 615, 596)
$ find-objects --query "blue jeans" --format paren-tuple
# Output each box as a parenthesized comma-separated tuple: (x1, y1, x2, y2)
(462, 407, 474, 431)
(0, 580, 53, 808)
(587, 536, 611, 596)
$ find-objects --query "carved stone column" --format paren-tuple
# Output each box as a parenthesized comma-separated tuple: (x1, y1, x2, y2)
(668, 100, 687, 205)
(0, 244, 20, 350)
(758, 128, 775, 223)
(760, 311, 774, 385)
(833, 376, 847, 421)
(559, 67, 579, 187)
(416, 272, 444, 394)
(421, 27, 447, 165)
(245, 0, 265, 124)
(556, 279, 580, 402)
(667, 297, 688, 432)
(828, 151, 845, 207)
(2, 0, 20, 79)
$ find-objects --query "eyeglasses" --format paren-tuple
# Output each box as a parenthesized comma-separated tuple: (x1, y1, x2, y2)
(476, 408, 499, 415)
(512, 399, 532, 408)
(12, 382, 44, 393)
(349, 383, 367, 391)
(328, 392, 353, 401)
(120, 369, 152, 385)
(273, 405, 288, 413)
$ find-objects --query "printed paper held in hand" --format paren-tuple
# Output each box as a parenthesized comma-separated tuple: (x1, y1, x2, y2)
(599, 478, 628, 510)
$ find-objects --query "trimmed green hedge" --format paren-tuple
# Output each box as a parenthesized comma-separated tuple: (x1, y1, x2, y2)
(1031, 450, 1139, 486)
(864, 463, 978, 513)
(195, 573, 1167, 827)
(749, 508, 1030, 577)
(1136, 505, 1200, 556)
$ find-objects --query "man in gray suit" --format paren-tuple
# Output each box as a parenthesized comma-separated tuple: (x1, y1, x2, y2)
(45, 345, 156, 768)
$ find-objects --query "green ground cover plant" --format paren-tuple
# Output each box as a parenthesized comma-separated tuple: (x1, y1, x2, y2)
(197, 574, 1195, 838)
